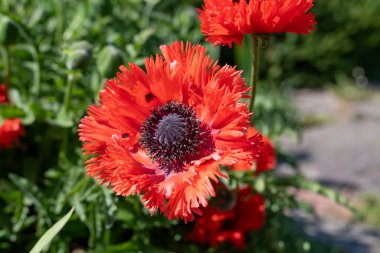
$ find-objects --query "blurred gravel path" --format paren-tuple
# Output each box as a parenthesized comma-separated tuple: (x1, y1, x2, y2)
(280, 88, 380, 253)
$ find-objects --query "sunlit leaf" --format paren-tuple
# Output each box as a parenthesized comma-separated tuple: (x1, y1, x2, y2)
(29, 208, 74, 253)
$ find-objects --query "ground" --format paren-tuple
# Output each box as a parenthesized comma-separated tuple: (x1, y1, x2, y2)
(280, 87, 380, 253)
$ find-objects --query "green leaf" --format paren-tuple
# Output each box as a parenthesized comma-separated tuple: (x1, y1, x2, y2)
(0, 105, 25, 118)
(254, 176, 266, 193)
(29, 207, 74, 253)
(0, 16, 20, 45)
(100, 241, 139, 253)
(9, 174, 48, 214)
(51, 110, 73, 127)
(8, 88, 24, 108)
(274, 175, 359, 216)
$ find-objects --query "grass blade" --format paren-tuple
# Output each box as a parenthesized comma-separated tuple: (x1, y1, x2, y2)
(29, 207, 74, 253)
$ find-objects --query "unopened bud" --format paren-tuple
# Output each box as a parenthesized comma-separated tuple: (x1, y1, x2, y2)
(97, 45, 124, 77)
(210, 182, 237, 211)
(65, 41, 93, 70)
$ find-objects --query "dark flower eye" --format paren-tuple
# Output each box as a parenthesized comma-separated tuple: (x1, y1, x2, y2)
(140, 101, 215, 174)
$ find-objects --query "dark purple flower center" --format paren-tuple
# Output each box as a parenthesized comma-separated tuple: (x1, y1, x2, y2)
(155, 113, 186, 145)
(140, 101, 215, 174)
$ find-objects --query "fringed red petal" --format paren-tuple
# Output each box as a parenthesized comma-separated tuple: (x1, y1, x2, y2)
(198, 0, 317, 47)
(79, 41, 261, 222)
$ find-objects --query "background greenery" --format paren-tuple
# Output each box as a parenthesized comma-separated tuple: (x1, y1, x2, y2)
(0, 0, 378, 252)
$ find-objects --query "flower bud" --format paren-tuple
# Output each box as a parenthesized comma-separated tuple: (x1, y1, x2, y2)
(210, 182, 237, 211)
(96, 45, 124, 78)
(65, 41, 93, 70)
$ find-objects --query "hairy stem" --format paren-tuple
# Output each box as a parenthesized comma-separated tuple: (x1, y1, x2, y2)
(248, 35, 260, 113)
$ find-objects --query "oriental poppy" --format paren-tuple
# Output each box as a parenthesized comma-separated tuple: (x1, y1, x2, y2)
(198, 0, 317, 47)
(0, 84, 25, 149)
(0, 118, 25, 149)
(0, 84, 9, 104)
(233, 127, 276, 173)
(187, 186, 266, 249)
(79, 41, 262, 221)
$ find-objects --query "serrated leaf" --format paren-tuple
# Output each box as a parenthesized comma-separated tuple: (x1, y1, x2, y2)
(8, 174, 49, 219)
(29, 208, 74, 253)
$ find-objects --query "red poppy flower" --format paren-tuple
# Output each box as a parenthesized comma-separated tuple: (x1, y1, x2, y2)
(79, 41, 262, 221)
(233, 127, 276, 172)
(198, 0, 317, 47)
(0, 118, 25, 149)
(0, 84, 9, 104)
(0, 84, 25, 149)
(187, 187, 266, 249)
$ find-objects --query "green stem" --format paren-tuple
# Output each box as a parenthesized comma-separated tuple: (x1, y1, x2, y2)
(58, 73, 75, 161)
(61, 73, 75, 115)
(248, 35, 260, 113)
(31, 50, 41, 96)
(0, 46, 9, 83)
(103, 228, 111, 246)
(54, 0, 64, 44)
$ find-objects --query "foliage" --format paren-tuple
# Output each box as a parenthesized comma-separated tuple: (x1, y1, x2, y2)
(30, 208, 74, 253)
(260, 0, 380, 88)
(0, 0, 362, 252)
(360, 194, 380, 233)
